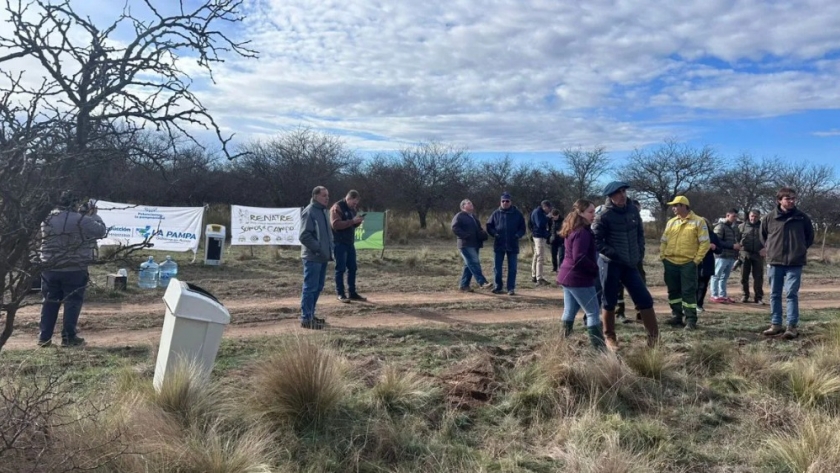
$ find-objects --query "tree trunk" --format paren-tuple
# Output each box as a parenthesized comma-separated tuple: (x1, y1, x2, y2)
(418, 209, 428, 229)
(0, 307, 16, 352)
(821, 224, 828, 262)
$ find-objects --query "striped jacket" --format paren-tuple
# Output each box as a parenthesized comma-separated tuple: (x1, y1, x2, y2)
(660, 211, 710, 265)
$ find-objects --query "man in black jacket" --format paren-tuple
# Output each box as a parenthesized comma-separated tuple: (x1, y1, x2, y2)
(549, 208, 564, 273)
(592, 182, 659, 350)
(760, 187, 814, 339)
(451, 199, 492, 292)
(739, 210, 766, 304)
(486, 192, 526, 296)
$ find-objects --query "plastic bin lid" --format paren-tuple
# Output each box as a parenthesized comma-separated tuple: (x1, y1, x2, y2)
(162, 279, 230, 324)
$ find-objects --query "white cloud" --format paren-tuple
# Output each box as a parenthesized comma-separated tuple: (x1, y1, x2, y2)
(5, 0, 840, 153)
(813, 130, 840, 137)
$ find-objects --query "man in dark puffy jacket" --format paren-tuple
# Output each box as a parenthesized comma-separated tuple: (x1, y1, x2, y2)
(529, 200, 552, 286)
(38, 191, 107, 347)
(739, 210, 766, 304)
(549, 208, 564, 273)
(592, 181, 659, 350)
(711, 209, 741, 303)
(486, 192, 526, 296)
(760, 187, 814, 340)
(451, 198, 492, 292)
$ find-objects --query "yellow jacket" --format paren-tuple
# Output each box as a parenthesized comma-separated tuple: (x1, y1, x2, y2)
(660, 211, 710, 265)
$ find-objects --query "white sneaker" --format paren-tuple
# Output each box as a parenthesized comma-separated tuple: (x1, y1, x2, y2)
(697, 306, 705, 313)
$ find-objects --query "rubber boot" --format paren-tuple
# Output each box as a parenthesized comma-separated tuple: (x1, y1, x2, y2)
(586, 324, 607, 351)
(563, 320, 574, 337)
(638, 308, 660, 348)
(601, 309, 618, 351)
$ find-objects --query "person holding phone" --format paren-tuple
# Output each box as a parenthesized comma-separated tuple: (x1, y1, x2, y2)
(330, 190, 367, 302)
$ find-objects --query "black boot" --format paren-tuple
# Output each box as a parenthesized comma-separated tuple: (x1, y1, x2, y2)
(587, 325, 607, 351)
(666, 314, 685, 327)
(563, 321, 574, 337)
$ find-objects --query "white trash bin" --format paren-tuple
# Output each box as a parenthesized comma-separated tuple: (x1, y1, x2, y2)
(204, 224, 226, 266)
(153, 278, 230, 392)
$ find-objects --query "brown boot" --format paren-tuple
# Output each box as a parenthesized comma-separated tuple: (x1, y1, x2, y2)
(638, 308, 660, 348)
(601, 309, 618, 351)
(783, 326, 798, 340)
(762, 324, 784, 336)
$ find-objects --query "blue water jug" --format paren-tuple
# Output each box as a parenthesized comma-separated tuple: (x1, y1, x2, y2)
(158, 255, 179, 288)
(138, 256, 159, 289)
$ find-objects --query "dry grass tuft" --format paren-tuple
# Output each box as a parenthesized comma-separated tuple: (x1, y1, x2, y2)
(687, 340, 732, 375)
(248, 338, 346, 429)
(149, 358, 225, 429)
(763, 414, 840, 473)
(785, 358, 840, 408)
(371, 365, 438, 413)
(624, 347, 681, 381)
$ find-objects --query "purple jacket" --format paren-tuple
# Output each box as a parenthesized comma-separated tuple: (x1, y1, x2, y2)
(557, 226, 599, 287)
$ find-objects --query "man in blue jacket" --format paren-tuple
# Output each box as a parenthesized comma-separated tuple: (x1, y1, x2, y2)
(299, 186, 333, 330)
(486, 192, 526, 295)
(529, 200, 553, 286)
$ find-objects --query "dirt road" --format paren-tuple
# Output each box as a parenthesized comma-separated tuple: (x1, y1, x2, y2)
(5, 284, 840, 350)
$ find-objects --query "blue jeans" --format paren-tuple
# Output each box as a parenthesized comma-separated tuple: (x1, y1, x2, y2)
(301, 260, 328, 321)
(711, 257, 736, 298)
(562, 286, 601, 327)
(334, 243, 357, 296)
(768, 265, 802, 327)
(599, 259, 652, 311)
(39, 270, 88, 342)
(459, 247, 488, 288)
(494, 251, 518, 291)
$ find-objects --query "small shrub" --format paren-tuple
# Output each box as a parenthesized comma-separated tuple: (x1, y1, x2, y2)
(150, 358, 224, 429)
(568, 352, 651, 412)
(174, 422, 276, 473)
(249, 338, 346, 429)
(624, 347, 681, 381)
(371, 365, 438, 413)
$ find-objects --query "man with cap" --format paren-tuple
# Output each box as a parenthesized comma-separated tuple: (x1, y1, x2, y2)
(659, 196, 710, 329)
(529, 200, 553, 286)
(592, 181, 659, 349)
(486, 192, 527, 295)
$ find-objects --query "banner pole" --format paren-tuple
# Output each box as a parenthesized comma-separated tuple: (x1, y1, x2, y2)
(380, 210, 388, 259)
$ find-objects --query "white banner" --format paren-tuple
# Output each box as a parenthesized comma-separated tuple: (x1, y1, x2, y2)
(95, 200, 205, 253)
(231, 205, 302, 246)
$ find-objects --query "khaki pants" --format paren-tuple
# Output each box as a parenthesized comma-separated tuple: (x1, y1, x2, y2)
(532, 237, 546, 280)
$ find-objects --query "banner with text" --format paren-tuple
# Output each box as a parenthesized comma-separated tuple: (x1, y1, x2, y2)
(96, 201, 205, 253)
(231, 205, 302, 246)
(354, 211, 385, 250)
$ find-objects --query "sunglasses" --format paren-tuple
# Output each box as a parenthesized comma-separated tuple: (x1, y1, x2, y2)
(501, 200, 511, 203)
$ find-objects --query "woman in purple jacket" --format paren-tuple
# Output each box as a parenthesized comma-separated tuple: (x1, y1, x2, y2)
(557, 199, 605, 350)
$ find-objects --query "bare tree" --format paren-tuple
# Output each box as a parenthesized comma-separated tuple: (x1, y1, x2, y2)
(620, 141, 719, 230)
(773, 162, 838, 210)
(391, 142, 470, 229)
(563, 146, 610, 200)
(234, 129, 359, 207)
(710, 154, 779, 216)
(0, 0, 256, 351)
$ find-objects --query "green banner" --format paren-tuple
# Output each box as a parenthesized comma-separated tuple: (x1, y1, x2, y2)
(354, 211, 385, 250)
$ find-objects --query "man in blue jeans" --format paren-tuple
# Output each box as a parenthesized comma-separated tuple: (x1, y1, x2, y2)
(486, 192, 526, 296)
(299, 186, 334, 330)
(451, 198, 492, 292)
(760, 187, 814, 339)
(330, 190, 366, 303)
(38, 191, 107, 347)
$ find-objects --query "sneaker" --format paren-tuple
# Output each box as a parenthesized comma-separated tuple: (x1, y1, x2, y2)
(37, 339, 52, 348)
(479, 281, 494, 289)
(756, 298, 765, 305)
(337, 295, 350, 303)
(783, 326, 799, 340)
(349, 293, 367, 301)
(507, 290, 516, 296)
(697, 306, 705, 313)
(491, 289, 504, 294)
(61, 336, 86, 347)
(459, 286, 474, 293)
(726, 297, 737, 303)
(301, 319, 324, 330)
(741, 295, 751, 303)
(531, 277, 537, 283)
(711, 297, 728, 304)
(538, 278, 551, 286)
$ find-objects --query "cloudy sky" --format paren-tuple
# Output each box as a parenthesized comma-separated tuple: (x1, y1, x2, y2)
(6, 0, 840, 167)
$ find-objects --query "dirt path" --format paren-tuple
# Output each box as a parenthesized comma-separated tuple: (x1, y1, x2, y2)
(5, 284, 840, 351)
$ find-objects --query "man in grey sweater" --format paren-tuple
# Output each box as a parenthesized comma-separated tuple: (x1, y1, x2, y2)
(38, 191, 107, 347)
(299, 186, 334, 330)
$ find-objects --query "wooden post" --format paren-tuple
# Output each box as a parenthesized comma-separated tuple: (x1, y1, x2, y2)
(380, 210, 389, 259)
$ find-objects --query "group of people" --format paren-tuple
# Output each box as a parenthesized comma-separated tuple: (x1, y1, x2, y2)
(452, 183, 815, 350)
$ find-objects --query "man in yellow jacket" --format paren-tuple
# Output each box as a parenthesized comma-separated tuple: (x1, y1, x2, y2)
(660, 196, 710, 330)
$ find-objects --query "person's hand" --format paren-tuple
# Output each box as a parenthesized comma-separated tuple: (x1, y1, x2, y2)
(709, 243, 717, 251)
(760, 248, 767, 257)
(733, 243, 741, 251)
(353, 215, 364, 224)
